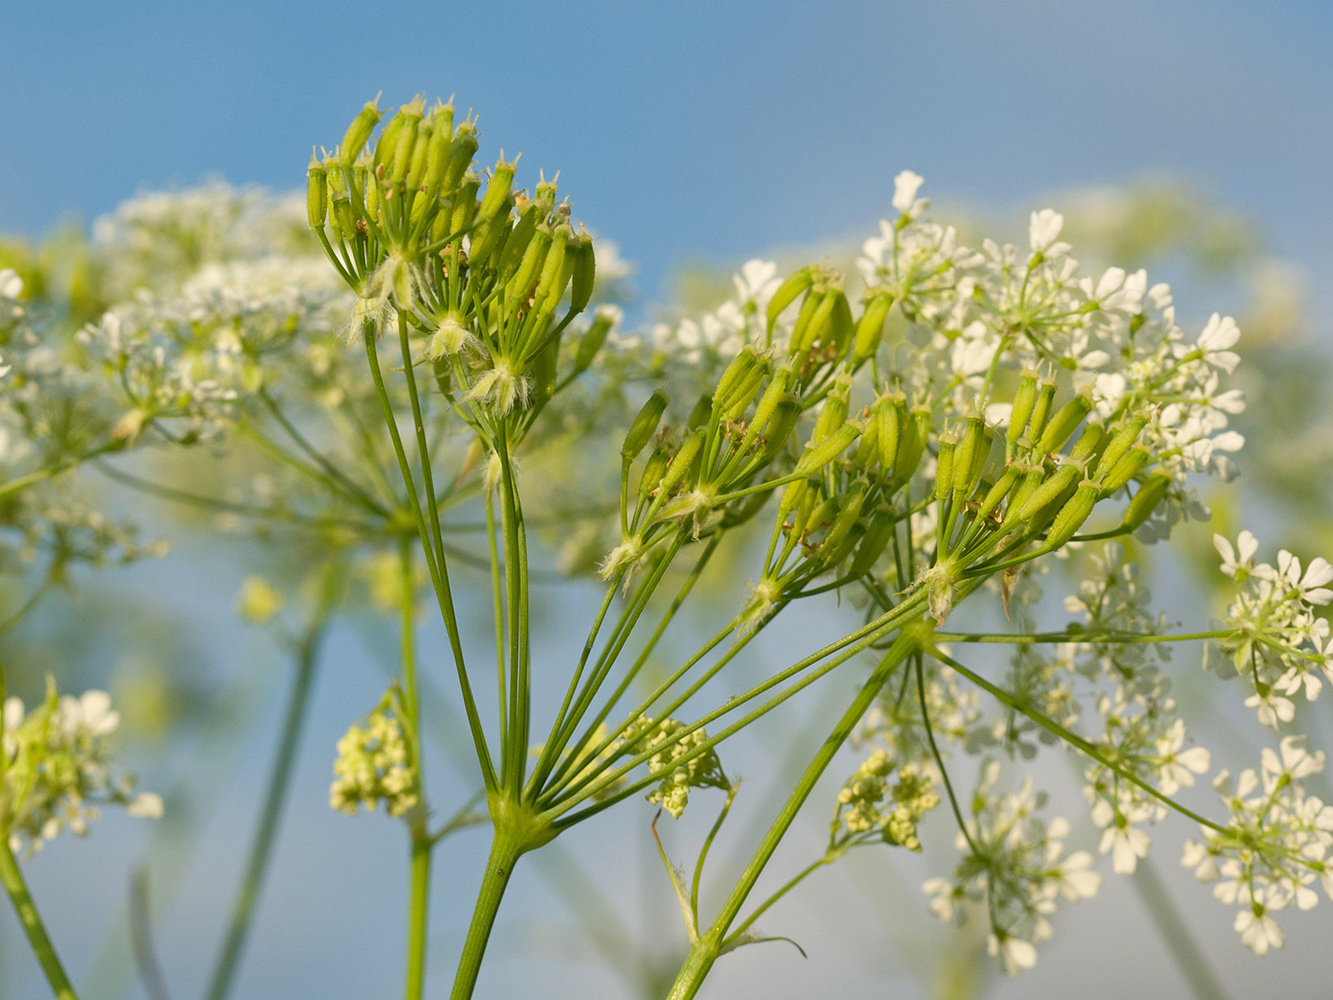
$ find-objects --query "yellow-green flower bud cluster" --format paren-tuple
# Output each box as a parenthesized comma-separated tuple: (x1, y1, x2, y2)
(330, 690, 418, 818)
(625, 716, 730, 820)
(834, 749, 939, 852)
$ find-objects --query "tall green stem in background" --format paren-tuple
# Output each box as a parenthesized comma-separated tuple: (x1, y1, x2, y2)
(203, 578, 337, 1000)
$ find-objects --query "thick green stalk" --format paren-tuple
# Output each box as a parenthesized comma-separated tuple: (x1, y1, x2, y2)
(0, 839, 77, 1000)
(203, 594, 334, 1000)
(448, 826, 526, 1000)
(665, 627, 925, 1000)
(405, 829, 432, 1000)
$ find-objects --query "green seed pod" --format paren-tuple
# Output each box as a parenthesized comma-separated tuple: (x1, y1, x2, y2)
(820, 290, 854, 355)
(1001, 467, 1045, 532)
(508, 225, 552, 304)
(1101, 445, 1150, 494)
(622, 392, 668, 461)
(373, 109, 405, 173)
(406, 120, 433, 192)
(536, 224, 573, 309)
(849, 510, 895, 577)
(497, 200, 540, 279)
(795, 423, 860, 476)
(852, 291, 894, 364)
(805, 496, 839, 535)
(853, 412, 880, 468)
(714, 347, 761, 416)
(479, 156, 519, 221)
(687, 394, 713, 431)
(468, 202, 514, 268)
(306, 154, 328, 229)
(1045, 481, 1100, 549)
(390, 102, 424, 187)
(934, 433, 957, 502)
(638, 447, 670, 499)
(812, 374, 852, 444)
(893, 405, 930, 485)
(759, 398, 802, 462)
(1095, 414, 1148, 480)
(976, 465, 1020, 522)
(778, 476, 809, 519)
(529, 333, 559, 409)
(566, 234, 596, 317)
(1027, 378, 1058, 444)
(1036, 389, 1094, 455)
(365, 171, 383, 224)
(1122, 473, 1172, 529)
(441, 122, 480, 196)
(572, 307, 617, 376)
(1068, 420, 1106, 464)
(725, 362, 768, 423)
(1016, 463, 1080, 521)
(767, 267, 813, 335)
(876, 395, 904, 473)
(787, 288, 823, 355)
(801, 290, 842, 356)
(660, 429, 706, 495)
(952, 416, 986, 497)
(967, 428, 995, 495)
(821, 489, 865, 565)
(448, 173, 481, 236)
(340, 99, 383, 168)
(422, 106, 455, 199)
(331, 196, 355, 236)
(749, 365, 793, 438)
(1006, 369, 1039, 447)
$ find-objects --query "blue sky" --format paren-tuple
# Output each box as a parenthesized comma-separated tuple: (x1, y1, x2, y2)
(3, 0, 1332, 316)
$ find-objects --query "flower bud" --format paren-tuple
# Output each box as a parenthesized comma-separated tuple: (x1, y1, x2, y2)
(1026, 378, 1058, 444)
(341, 99, 383, 167)
(622, 392, 667, 461)
(795, 423, 860, 476)
(1122, 473, 1172, 529)
(849, 510, 895, 577)
(1006, 369, 1039, 447)
(766, 267, 813, 335)
(852, 291, 894, 364)
(1095, 414, 1148, 480)
(934, 433, 957, 502)
(1045, 481, 1100, 549)
(307, 154, 328, 229)
(1036, 388, 1094, 455)
(1101, 445, 1150, 494)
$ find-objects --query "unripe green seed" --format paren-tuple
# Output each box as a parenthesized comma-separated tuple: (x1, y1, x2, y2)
(307, 155, 328, 229)
(1037, 389, 1094, 455)
(795, 423, 860, 476)
(976, 465, 1020, 522)
(935, 433, 957, 502)
(572, 307, 616, 376)
(341, 100, 383, 168)
(1101, 445, 1150, 494)
(1017, 463, 1080, 521)
(876, 396, 904, 473)
(1095, 414, 1148, 480)
(849, 511, 895, 577)
(479, 157, 518, 221)
(1123, 473, 1172, 529)
(687, 394, 713, 431)
(766, 267, 812, 334)
(441, 122, 480, 196)
(952, 416, 987, 497)
(1045, 481, 1100, 549)
(714, 348, 761, 416)
(1027, 379, 1058, 444)
(566, 234, 596, 317)
(893, 406, 930, 485)
(498, 202, 539, 280)
(660, 429, 706, 496)
(638, 448, 669, 498)
(749, 365, 793, 438)
(622, 392, 667, 460)
(852, 292, 894, 364)
(812, 375, 852, 444)
(1006, 369, 1039, 447)
(1068, 421, 1106, 463)
(821, 489, 865, 564)
(759, 399, 802, 462)
(406, 121, 432, 192)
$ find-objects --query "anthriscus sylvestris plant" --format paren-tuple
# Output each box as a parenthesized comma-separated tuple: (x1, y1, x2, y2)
(4, 91, 1332, 1000)
(294, 95, 1333, 999)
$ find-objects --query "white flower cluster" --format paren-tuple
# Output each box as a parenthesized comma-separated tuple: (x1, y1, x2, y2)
(1183, 738, 1333, 955)
(1211, 531, 1333, 727)
(330, 690, 418, 818)
(923, 762, 1100, 975)
(2, 685, 162, 857)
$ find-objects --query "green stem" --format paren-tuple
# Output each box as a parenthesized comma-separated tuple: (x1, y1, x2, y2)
(400, 539, 431, 1000)
(203, 589, 334, 1000)
(934, 629, 1231, 645)
(449, 829, 525, 1000)
(666, 628, 924, 1000)
(405, 829, 432, 1000)
(0, 839, 78, 1000)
